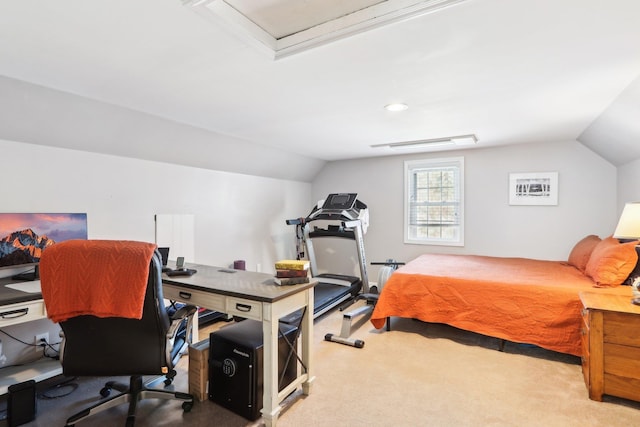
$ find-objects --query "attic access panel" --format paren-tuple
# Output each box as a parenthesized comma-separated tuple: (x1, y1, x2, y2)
(184, 0, 469, 59)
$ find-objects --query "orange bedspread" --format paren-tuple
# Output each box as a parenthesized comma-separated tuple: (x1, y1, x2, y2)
(370, 254, 630, 356)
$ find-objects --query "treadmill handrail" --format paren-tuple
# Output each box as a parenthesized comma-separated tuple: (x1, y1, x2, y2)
(308, 229, 355, 239)
(308, 209, 358, 221)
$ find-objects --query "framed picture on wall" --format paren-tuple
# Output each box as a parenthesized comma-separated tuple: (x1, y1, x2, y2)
(509, 172, 558, 206)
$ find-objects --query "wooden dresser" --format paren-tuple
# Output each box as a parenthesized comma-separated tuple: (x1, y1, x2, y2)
(580, 291, 640, 402)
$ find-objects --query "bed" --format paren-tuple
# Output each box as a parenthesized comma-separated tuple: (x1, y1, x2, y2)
(370, 236, 640, 356)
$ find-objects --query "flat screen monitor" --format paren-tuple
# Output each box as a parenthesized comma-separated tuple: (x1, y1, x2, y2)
(0, 213, 88, 276)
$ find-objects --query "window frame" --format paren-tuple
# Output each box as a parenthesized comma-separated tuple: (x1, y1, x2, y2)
(404, 156, 465, 246)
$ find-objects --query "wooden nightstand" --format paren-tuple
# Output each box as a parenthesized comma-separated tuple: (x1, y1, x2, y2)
(580, 291, 640, 402)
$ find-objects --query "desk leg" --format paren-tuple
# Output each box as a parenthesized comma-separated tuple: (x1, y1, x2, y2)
(262, 315, 280, 427)
(191, 308, 199, 343)
(302, 289, 315, 395)
(261, 288, 315, 427)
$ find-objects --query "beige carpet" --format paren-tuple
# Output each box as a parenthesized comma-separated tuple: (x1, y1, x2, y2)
(20, 302, 640, 426)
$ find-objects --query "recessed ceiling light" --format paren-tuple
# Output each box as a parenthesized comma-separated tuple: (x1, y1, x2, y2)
(384, 103, 408, 112)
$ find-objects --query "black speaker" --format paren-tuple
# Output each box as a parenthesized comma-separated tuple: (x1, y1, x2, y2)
(208, 320, 298, 420)
(7, 380, 36, 427)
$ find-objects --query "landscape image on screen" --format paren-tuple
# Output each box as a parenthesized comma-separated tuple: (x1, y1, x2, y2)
(0, 213, 88, 268)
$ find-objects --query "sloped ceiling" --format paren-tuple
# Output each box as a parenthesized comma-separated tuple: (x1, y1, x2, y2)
(578, 74, 640, 166)
(0, 0, 639, 181)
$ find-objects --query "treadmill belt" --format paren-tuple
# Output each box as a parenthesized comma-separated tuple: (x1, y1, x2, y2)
(314, 282, 353, 314)
(280, 276, 361, 325)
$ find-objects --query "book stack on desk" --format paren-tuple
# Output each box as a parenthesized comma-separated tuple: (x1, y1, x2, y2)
(273, 260, 310, 286)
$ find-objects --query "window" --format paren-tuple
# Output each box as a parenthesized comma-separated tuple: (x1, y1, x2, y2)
(404, 157, 464, 246)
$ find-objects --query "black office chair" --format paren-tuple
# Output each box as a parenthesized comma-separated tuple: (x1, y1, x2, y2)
(40, 240, 197, 427)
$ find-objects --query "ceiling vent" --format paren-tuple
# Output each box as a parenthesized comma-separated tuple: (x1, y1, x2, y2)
(183, 0, 470, 59)
(371, 134, 478, 151)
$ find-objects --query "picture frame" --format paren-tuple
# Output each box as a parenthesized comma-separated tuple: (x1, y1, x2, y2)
(509, 172, 558, 206)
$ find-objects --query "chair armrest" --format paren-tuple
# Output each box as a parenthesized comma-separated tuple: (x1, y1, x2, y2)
(167, 304, 197, 339)
(169, 305, 198, 322)
(165, 304, 198, 367)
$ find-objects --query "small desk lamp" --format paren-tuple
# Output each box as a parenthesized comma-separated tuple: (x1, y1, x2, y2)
(613, 202, 640, 305)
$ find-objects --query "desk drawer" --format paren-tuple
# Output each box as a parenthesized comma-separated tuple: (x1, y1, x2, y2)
(163, 285, 225, 313)
(226, 297, 262, 321)
(0, 300, 46, 327)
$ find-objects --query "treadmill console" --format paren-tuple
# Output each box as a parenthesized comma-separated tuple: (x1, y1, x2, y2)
(321, 193, 357, 212)
(308, 193, 366, 221)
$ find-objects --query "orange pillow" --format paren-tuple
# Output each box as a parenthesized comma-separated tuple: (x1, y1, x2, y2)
(585, 237, 639, 287)
(568, 235, 601, 272)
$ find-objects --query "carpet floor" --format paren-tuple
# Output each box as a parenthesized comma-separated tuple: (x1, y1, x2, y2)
(9, 302, 640, 426)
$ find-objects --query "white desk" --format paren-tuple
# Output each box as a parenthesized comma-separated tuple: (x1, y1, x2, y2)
(1, 267, 316, 426)
(162, 263, 316, 427)
(0, 280, 63, 395)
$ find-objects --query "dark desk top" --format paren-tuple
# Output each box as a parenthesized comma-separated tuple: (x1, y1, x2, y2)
(0, 278, 42, 306)
(162, 263, 316, 303)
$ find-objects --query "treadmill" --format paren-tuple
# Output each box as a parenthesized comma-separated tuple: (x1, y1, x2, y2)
(282, 193, 369, 323)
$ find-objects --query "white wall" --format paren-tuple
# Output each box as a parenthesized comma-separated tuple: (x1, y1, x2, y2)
(0, 139, 311, 269)
(312, 140, 617, 279)
(0, 138, 311, 366)
(617, 157, 640, 210)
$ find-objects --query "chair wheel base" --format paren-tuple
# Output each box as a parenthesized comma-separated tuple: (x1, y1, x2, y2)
(65, 375, 194, 426)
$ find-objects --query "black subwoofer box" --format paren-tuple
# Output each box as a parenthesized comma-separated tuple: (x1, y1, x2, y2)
(208, 319, 298, 420)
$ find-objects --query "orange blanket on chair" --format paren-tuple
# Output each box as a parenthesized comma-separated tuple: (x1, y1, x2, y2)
(40, 240, 157, 323)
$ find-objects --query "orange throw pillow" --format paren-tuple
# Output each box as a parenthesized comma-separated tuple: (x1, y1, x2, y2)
(568, 235, 601, 272)
(585, 237, 639, 287)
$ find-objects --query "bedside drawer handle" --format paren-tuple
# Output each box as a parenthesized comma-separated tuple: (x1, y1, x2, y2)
(178, 291, 192, 300)
(235, 303, 252, 313)
(0, 307, 29, 320)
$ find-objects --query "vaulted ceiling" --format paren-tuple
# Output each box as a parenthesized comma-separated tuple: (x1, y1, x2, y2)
(0, 0, 639, 178)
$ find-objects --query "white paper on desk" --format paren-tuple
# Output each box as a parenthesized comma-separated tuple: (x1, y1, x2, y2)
(6, 280, 42, 294)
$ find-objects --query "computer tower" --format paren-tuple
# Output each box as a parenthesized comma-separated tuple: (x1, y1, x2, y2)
(7, 380, 36, 427)
(208, 319, 298, 420)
